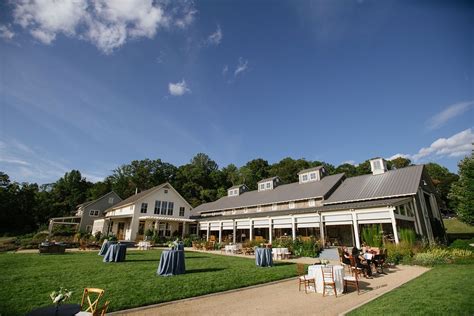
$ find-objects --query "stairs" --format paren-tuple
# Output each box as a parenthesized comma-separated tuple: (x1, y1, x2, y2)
(318, 247, 340, 261)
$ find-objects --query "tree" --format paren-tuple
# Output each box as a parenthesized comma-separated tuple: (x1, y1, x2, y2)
(356, 160, 372, 176)
(390, 157, 412, 169)
(50, 170, 92, 216)
(239, 158, 270, 190)
(448, 156, 474, 225)
(334, 163, 358, 177)
(425, 162, 459, 211)
(268, 157, 311, 184)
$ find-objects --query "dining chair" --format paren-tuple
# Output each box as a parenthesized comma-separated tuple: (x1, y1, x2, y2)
(321, 266, 337, 297)
(96, 300, 110, 316)
(343, 267, 360, 294)
(349, 256, 363, 277)
(79, 288, 105, 314)
(297, 263, 315, 294)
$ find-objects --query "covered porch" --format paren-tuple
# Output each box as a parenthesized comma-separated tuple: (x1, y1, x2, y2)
(136, 216, 195, 241)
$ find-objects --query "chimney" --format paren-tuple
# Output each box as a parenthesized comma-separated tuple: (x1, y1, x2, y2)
(370, 157, 387, 175)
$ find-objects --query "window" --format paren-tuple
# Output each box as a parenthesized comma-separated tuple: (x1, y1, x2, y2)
(266, 182, 271, 189)
(89, 210, 99, 217)
(310, 172, 316, 180)
(229, 190, 234, 196)
(289, 201, 295, 209)
(179, 206, 185, 216)
(302, 174, 308, 181)
(164, 189, 168, 194)
(161, 201, 168, 215)
(154, 200, 161, 214)
(259, 183, 265, 190)
(167, 202, 174, 215)
(272, 203, 277, 211)
(234, 189, 238, 195)
(140, 203, 148, 213)
(108, 197, 114, 204)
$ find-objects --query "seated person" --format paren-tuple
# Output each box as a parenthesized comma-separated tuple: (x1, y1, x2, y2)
(353, 247, 373, 278)
(342, 247, 351, 265)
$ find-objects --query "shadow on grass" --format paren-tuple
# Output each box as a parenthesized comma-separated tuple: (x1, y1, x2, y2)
(185, 256, 212, 259)
(125, 259, 160, 262)
(186, 268, 226, 274)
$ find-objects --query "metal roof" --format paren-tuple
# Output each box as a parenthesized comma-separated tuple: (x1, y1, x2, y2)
(228, 184, 246, 190)
(107, 184, 167, 210)
(324, 165, 423, 205)
(297, 166, 324, 175)
(193, 197, 411, 221)
(257, 176, 280, 183)
(193, 173, 345, 213)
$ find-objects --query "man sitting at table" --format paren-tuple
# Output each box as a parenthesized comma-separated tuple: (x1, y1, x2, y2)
(352, 247, 373, 278)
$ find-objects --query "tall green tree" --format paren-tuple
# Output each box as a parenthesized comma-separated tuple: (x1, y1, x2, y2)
(448, 156, 474, 225)
(334, 163, 358, 177)
(239, 158, 270, 190)
(268, 157, 312, 183)
(425, 162, 459, 211)
(390, 157, 412, 169)
(51, 170, 92, 216)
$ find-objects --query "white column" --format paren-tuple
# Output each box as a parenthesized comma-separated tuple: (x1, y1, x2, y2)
(249, 219, 253, 240)
(232, 220, 236, 244)
(206, 222, 210, 241)
(351, 210, 361, 249)
(319, 212, 325, 247)
(268, 218, 273, 243)
(182, 222, 186, 238)
(291, 216, 296, 240)
(389, 208, 399, 244)
(218, 221, 222, 243)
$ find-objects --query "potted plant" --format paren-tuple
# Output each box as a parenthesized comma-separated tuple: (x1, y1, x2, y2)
(49, 287, 73, 315)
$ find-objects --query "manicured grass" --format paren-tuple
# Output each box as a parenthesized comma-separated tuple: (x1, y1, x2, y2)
(0, 250, 297, 315)
(443, 218, 474, 234)
(348, 261, 474, 316)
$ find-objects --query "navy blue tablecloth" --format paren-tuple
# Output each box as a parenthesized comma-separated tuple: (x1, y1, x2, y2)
(255, 248, 273, 267)
(157, 250, 186, 276)
(176, 242, 184, 251)
(27, 304, 80, 316)
(103, 244, 127, 262)
(98, 240, 117, 256)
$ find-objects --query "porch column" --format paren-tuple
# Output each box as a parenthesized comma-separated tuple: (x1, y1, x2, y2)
(249, 219, 253, 241)
(412, 198, 423, 235)
(419, 189, 434, 243)
(154, 220, 159, 231)
(48, 220, 54, 236)
(351, 210, 361, 249)
(389, 208, 399, 244)
(291, 216, 296, 240)
(206, 222, 210, 241)
(319, 212, 325, 247)
(232, 220, 236, 244)
(182, 222, 186, 238)
(268, 218, 273, 244)
(218, 221, 222, 243)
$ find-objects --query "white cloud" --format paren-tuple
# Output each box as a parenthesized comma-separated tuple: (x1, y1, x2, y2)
(427, 101, 474, 130)
(12, 0, 195, 54)
(234, 57, 248, 77)
(391, 129, 474, 163)
(342, 160, 356, 165)
(0, 25, 15, 40)
(206, 25, 222, 45)
(387, 153, 411, 161)
(0, 158, 30, 166)
(168, 80, 190, 96)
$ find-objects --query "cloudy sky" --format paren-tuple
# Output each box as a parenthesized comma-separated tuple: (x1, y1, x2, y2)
(0, 0, 473, 184)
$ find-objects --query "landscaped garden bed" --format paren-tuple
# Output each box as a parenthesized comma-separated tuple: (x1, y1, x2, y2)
(0, 250, 297, 315)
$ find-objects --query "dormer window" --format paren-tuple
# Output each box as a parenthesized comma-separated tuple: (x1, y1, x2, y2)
(370, 158, 388, 175)
(258, 177, 280, 191)
(266, 182, 271, 189)
(298, 166, 324, 183)
(259, 183, 265, 190)
(310, 172, 316, 180)
(302, 174, 308, 182)
(228, 184, 248, 197)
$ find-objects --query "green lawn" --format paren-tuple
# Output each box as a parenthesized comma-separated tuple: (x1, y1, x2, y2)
(348, 261, 474, 316)
(443, 218, 474, 234)
(0, 250, 297, 315)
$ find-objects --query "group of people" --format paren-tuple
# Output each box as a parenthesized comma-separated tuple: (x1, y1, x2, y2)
(341, 245, 383, 278)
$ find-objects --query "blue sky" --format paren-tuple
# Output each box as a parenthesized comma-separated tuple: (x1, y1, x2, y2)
(0, 0, 473, 184)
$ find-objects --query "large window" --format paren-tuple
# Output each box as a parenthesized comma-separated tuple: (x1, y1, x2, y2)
(167, 202, 174, 215)
(154, 200, 161, 214)
(161, 201, 168, 215)
(179, 206, 185, 216)
(140, 203, 148, 213)
(89, 210, 99, 217)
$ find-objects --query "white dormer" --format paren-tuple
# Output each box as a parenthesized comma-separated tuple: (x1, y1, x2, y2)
(228, 184, 248, 197)
(298, 166, 325, 184)
(258, 177, 280, 192)
(370, 157, 388, 175)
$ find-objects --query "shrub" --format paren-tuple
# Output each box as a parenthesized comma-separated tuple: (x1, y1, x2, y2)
(362, 225, 383, 248)
(272, 237, 320, 257)
(399, 229, 417, 247)
(32, 232, 49, 241)
(51, 225, 76, 237)
(385, 242, 414, 264)
(412, 247, 473, 266)
(449, 238, 474, 250)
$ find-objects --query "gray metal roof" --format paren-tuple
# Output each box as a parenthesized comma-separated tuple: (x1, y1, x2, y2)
(297, 166, 324, 175)
(257, 176, 280, 183)
(324, 165, 423, 205)
(193, 173, 345, 213)
(107, 184, 166, 211)
(228, 184, 246, 190)
(192, 197, 411, 221)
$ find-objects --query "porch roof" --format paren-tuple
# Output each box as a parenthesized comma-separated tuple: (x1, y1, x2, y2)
(138, 216, 195, 223)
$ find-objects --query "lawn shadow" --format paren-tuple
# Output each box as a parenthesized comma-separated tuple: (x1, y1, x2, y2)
(125, 259, 160, 262)
(185, 256, 211, 259)
(273, 262, 295, 266)
(186, 268, 226, 274)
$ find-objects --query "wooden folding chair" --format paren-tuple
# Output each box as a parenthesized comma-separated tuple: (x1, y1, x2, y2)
(80, 288, 104, 314)
(343, 268, 360, 294)
(95, 300, 110, 316)
(321, 266, 337, 297)
(297, 263, 315, 294)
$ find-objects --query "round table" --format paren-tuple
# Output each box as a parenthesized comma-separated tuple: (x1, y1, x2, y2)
(157, 249, 186, 276)
(307, 265, 345, 295)
(255, 248, 273, 267)
(103, 244, 127, 262)
(98, 240, 116, 256)
(27, 304, 80, 316)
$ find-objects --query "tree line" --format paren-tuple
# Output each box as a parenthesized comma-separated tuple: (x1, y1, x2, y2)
(0, 153, 472, 235)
